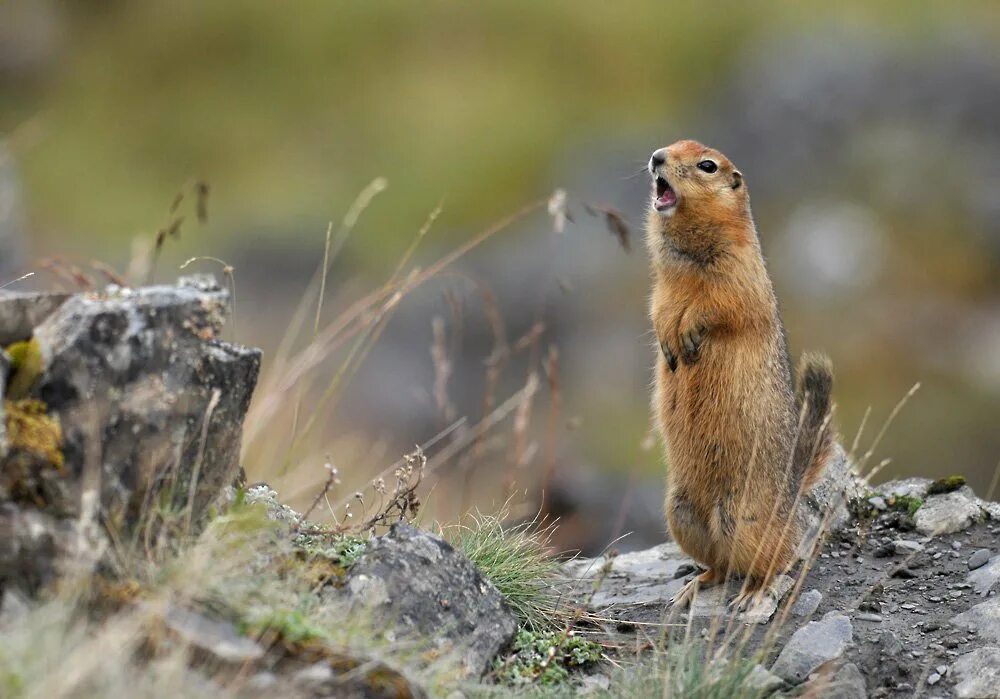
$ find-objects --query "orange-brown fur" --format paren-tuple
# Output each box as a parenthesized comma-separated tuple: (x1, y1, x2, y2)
(645, 140, 834, 608)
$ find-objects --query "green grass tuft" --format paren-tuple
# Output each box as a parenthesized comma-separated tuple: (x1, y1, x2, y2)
(447, 508, 566, 631)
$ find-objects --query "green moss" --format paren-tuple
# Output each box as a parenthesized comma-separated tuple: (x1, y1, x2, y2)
(1, 399, 66, 507)
(927, 475, 966, 495)
(4, 339, 43, 400)
(494, 629, 602, 687)
(890, 494, 923, 516)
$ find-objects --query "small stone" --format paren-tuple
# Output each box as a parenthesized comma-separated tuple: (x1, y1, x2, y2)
(868, 496, 888, 511)
(892, 567, 918, 579)
(953, 541, 963, 550)
(968, 549, 991, 570)
(791, 589, 823, 617)
(855, 613, 883, 622)
(745, 664, 785, 694)
(895, 539, 924, 555)
(935, 665, 947, 675)
(771, 612, 853, 683)
(294, 662, 334, 685)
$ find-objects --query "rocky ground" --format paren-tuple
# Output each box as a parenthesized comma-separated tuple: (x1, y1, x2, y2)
(2, 279, 999, 698)
(566, 477, 1000, 698)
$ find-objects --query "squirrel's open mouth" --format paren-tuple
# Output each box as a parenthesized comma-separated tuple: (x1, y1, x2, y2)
(653, 176, 677, 211)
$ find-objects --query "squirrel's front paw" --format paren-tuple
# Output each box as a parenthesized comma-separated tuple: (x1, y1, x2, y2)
(660, 340, 678, 372)
(679, 324, 707, 365)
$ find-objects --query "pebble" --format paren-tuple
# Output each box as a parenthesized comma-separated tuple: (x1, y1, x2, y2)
(791, 589, 823, 617)
(967, 549, 991, 570)
(856, 613, 884, 622)
(927, 672, 941, 685)
(868, 496, 887, 511)
(936, 665, 947, 675)
(895, 539, 924, 555)
(952, 541, 963, 550)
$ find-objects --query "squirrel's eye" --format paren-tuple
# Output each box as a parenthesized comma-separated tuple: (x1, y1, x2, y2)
(697, 160, 718, 173)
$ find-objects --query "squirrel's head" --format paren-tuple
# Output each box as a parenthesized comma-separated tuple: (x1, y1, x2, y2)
(646, 140, 753, 265)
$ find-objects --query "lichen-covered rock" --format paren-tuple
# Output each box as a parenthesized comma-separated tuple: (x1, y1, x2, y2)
(336, 522, 518, 678)
(0, 276, 260, 594)
(29, 275, 261, 529)
(0, 291, 69, 346)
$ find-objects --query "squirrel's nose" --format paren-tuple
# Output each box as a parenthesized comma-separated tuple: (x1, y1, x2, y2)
(649, 149, 666, 172)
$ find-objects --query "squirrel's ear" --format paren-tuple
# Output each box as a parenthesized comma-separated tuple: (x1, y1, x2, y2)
(731, 171, 743, 190)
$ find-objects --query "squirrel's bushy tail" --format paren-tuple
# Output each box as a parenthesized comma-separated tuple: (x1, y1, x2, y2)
(794, 353, 835, 493)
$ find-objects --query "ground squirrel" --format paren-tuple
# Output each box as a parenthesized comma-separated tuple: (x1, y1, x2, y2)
(645, 139, 834, 610)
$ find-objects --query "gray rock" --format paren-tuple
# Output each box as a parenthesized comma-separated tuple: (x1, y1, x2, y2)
(969, 549, 992, 570)
(745, 664, 785, 694)
(29, 276, 260, 528)
(0, 291, 69, 346)
(855, 612, 883, 623)
(0, 277, 260, 594)
(337, 523, 517, 678)
(914, 488, 984, 535)
(564, 542, 793, 625)
(868, 496, 887, 511)
(985, 502, 1000, 521)
(952, 646, 1000, 698)
(294, 662, 335, 686)
(894, 539, 924, 555)
(771, 611, 853, 684)
(813, 662, 866, 699)
(878, 478, 932, 499)
(791, 589, 823, 617)
(799, 444, 864, 554)
(157, 602, 264, 663)
(562, 541, 691, 609)
(969, 555, 1000, 596)
(953, 597, 1000, 643)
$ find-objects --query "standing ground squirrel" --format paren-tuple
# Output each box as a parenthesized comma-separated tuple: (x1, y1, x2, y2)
(645, 139, 834, 610)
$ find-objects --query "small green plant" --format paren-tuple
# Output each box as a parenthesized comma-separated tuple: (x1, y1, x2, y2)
(294, 532, 368, 568)
(494, 629, 602, 687)
(892, 493, 923, 516)
(241, 608, 330, 645)
(851, 491, 923, 519)
(447, 508, 566, 631)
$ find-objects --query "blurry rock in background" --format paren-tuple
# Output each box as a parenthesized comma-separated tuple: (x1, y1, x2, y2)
(0, 145, 26, 280)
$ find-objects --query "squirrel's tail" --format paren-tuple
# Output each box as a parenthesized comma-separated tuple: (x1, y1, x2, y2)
(794, 353, 835, 493)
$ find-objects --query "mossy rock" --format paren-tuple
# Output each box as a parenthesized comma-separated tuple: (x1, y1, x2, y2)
(1, 399, 67, 509)
(4, 339, 43, 400)
(927, 475, 966, 495)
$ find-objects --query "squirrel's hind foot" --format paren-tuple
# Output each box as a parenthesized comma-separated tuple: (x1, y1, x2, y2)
(670, 568, 723, 609)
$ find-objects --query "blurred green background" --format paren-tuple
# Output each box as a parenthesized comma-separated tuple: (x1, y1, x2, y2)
(2, 0, 999, 550)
